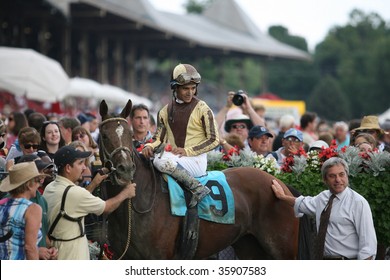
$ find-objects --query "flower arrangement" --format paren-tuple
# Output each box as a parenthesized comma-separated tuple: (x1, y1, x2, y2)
(207, 141, 390, 246)
(207, 147, 280, 176)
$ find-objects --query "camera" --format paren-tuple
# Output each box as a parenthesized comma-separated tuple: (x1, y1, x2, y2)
(232, 90, 245, 106)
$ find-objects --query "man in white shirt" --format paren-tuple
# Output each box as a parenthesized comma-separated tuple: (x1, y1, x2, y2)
(271, 157, 377, 260)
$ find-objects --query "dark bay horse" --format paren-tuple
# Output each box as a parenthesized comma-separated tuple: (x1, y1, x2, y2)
(98, 99, 299, 260)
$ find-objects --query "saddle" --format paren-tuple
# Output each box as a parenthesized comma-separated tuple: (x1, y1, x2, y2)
(164, 171, 235, 259)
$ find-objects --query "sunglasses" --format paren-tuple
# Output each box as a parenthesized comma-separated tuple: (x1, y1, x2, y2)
(0, 133, 5, 138)
(24, 144, 39, 149)
(73, 133, 87, 140)
(175, 72, 201, 85)
(8, 117, 14, 121)
(231, 124, 247, 129)
(284, 137, 301, 142)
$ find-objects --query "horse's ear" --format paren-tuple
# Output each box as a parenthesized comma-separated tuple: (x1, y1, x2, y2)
(100, 100, 109, 121)
(119, 99, 132, 119)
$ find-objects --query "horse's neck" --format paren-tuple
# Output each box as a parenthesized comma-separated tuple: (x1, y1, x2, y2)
(131, 154, 162, 214)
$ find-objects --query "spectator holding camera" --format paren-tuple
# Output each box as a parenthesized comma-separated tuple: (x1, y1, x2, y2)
(216, 90, 265, 146)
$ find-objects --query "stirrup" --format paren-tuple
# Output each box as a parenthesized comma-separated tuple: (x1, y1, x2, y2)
(188, 185, 211, 208)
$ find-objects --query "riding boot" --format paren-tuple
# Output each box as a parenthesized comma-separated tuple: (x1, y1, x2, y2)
(170, 166, 210, 208)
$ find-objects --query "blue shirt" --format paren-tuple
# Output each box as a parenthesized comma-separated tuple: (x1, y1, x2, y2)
(0, 197, 42, 260)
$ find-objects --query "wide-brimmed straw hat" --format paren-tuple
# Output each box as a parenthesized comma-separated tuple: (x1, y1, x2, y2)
(0, 162, 48, 192)
(224, 114, 253, 132)
(352, 116, 387, 135)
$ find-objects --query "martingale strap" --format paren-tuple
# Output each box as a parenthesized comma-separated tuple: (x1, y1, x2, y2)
(48, 185, 86, 242)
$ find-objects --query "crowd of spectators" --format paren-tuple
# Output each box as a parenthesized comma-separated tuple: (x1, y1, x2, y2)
(0, 92, 389, 260)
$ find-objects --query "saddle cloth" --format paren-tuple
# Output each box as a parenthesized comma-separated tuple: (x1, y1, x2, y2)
(167, 171, 235, 224)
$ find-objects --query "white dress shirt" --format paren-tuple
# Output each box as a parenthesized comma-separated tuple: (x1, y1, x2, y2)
(294, 187, 377, 259)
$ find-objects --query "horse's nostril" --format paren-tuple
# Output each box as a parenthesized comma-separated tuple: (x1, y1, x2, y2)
(116, 164, 126, 173)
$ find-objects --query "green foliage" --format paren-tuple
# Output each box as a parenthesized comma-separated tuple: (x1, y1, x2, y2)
(313, 9, 390, 117)
(350, 172, 390, 246)
(184, 0, 213, 14)
(307, 75, 351, 121)
(268, 25, 308, 52)
(267, 26, 318, 101)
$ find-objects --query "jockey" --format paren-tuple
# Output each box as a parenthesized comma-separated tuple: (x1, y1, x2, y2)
(142, 63, 220, 207)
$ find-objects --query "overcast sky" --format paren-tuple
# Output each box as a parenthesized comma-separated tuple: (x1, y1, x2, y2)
(149, 0, 390, 51)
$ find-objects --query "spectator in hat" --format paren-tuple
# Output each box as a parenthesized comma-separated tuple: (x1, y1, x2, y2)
(215, 91, 265, 139)
(270, 128, 304, 166)
(222, 114, 253, 149)
(352, 116, 389, 152)
(309, 140, 329, 153)
(43, 146, 136, 259)
(77, 113, 93, 131)
(272, 114, 295, 151)
(17, 154, 58, 260)
(0, 162, 48, 259)
(248, 125, 274, 156)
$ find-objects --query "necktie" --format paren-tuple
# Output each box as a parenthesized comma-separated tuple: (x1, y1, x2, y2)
(314, 194, 336, 259)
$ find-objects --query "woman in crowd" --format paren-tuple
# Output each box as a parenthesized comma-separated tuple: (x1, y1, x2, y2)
(5, 112, 28, 151)
(6, 127, 41, 170)
(0, 162, 47, 259)
(38, 121, 65, 159)
(72, 126, 98, 161)
(353, 132, 377, 152)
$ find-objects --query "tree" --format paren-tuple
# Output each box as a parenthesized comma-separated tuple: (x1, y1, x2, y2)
(267, 25, 318, 101)
(307, 75, 351, 121)
(183, 0, 213, 14)
(314, 9, 389, 117)
(268, 26, 308, 52)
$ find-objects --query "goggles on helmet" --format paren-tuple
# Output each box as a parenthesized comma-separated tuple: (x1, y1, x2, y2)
(173, 72, 201, 85)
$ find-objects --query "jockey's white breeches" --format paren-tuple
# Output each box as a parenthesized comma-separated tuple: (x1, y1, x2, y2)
(153, 152, 207, 177)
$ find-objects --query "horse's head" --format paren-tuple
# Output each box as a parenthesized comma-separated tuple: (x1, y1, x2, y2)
(99, 99, 135, 186)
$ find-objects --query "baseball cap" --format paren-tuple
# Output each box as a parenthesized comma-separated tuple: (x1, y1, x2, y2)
(18, 153, 55, 171)
(283, 128, 303, 142)
(77, 113, 93, 125)
(309, 140, 329, 151)
(54, 146, 92, 169)
(248, 125, 273, 139)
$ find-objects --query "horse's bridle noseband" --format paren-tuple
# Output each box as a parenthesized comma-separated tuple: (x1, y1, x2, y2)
(99, 118, 136, 185)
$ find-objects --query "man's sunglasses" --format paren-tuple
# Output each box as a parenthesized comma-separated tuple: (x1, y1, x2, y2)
(231, 124, 247, 129)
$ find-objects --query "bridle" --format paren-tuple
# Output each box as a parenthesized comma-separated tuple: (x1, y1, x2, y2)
(98, 117, 136, 185)
(98, 117, 135, 259)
